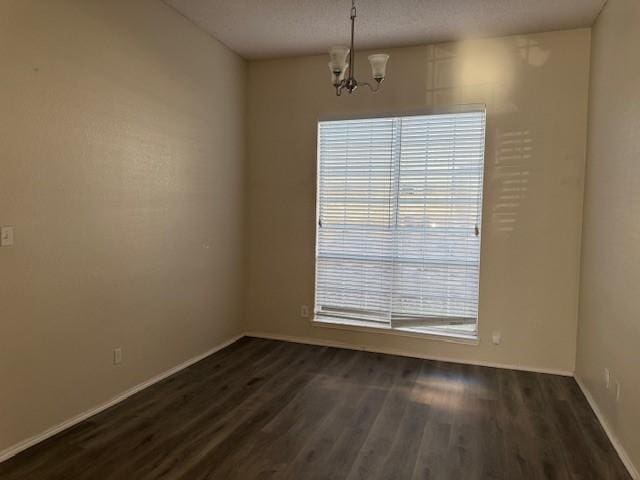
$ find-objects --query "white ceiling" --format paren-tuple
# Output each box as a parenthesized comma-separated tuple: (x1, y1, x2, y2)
(164, 0, 605, 60)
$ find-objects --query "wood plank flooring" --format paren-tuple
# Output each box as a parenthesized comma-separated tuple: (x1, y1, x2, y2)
(0, 337, 632, 479)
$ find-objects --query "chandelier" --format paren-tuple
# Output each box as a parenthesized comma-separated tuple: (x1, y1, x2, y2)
(328, 0, 389, 96)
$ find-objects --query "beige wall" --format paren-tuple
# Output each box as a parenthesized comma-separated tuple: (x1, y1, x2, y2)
(576, 0, 640, 473)
(246, 29, 591, 373)
(0, 0, 245, 454)
(0, 0, 617, 463)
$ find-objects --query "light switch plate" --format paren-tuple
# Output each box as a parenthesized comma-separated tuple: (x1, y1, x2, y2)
(1, 226, 14, 246)
(113, 347, 123, 365)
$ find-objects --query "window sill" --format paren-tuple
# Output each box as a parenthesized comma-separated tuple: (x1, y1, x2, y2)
(311, 316, 480, 346)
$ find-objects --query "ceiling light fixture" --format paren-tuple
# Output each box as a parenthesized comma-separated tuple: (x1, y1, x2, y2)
(328, 0, 389, 96)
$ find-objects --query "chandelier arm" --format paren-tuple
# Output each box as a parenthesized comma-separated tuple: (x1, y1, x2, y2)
(360, 80, 383, 93)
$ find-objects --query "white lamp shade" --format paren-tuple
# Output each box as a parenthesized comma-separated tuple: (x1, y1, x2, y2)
(328, 62, 348, 85)
(368, 54, 389, 80)
(328, 46, 350, 73)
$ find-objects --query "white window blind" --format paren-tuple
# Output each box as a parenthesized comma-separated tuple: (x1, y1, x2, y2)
(315, 109, 486, 336)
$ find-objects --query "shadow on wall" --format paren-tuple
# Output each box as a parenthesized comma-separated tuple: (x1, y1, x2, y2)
(420, 36, 551, 234)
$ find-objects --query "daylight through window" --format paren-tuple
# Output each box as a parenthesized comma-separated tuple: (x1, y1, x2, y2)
(314, 108, 486, 338)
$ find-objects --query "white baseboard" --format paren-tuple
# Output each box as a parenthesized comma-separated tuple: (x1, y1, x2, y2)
(575, 376, 639, 480)
(0, 334, 243, 464)
(245, 331, 574, 377)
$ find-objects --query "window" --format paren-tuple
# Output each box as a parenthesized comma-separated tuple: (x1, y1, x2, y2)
(314, 108, 486, 339)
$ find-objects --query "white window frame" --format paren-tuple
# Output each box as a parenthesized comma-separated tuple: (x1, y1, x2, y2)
(313, 105, 486, 342)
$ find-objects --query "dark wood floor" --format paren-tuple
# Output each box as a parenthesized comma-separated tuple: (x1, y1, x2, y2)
(0, 337, 631, 480)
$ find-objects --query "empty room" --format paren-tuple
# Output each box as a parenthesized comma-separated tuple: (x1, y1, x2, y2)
(1, 0, 639, 478)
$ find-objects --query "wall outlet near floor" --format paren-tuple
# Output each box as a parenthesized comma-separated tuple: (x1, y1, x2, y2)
(1, 225, 14, 247)
(491, 331, 501, 345)
(604, 368, 610, 389)
(113, 347, 123, 365)
(300, 305, 310, 318)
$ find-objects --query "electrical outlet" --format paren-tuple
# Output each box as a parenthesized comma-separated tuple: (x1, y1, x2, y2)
(300, 305, 310, 318)
(113, 347, 123, 365)
(1, 226, 14, 247)
(491, 331, 501, 345)
(604, 368, 610, 389)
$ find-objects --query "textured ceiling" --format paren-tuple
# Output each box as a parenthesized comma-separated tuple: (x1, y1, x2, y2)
(163, 0, 605, 59)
